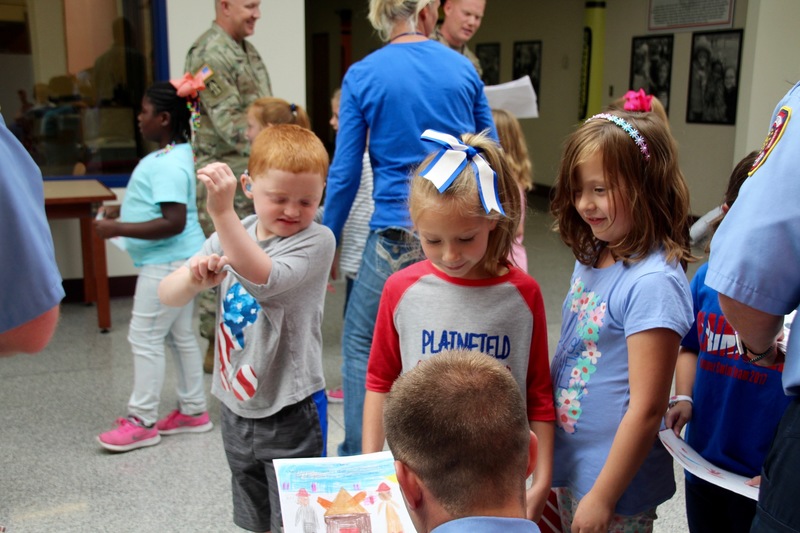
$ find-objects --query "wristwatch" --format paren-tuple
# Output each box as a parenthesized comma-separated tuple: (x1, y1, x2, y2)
(735, 332, 774, 364)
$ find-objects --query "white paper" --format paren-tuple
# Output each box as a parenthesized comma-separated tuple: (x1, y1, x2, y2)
(483, 75, 539, 119)
(659, 428, 759, 500)
(95, 210, 127, 252)
(274, 451, 415, 533)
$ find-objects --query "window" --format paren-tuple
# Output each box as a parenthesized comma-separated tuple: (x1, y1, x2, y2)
(1, 0, 165, 182)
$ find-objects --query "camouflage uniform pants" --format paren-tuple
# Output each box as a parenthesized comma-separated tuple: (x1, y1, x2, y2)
(196, 182, 254, 341)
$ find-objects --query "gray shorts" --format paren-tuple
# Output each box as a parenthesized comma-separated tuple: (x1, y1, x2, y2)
(221, 397, 323, 532)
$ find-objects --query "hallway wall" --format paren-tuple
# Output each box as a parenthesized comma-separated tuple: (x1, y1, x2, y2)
(305, 0, 800, 215)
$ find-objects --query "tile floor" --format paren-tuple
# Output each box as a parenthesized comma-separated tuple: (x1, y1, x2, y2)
(0, 196, 691, 532)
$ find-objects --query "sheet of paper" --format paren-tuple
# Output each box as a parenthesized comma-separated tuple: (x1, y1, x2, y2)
(274, 451, 415, 533)
(483, 75, 539, 119)
(94, 210, 126, 251)
(658, 428, 759, 500)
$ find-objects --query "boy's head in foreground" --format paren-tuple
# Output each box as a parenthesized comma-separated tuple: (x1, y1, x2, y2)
(242, 124, 329, 239)
(384, 349, 537, 532)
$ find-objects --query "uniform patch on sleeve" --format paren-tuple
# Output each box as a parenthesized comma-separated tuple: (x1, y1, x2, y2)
(750, 106, 791, 176)
(195, 64, 224, 98)
(196, 64, 214, 81)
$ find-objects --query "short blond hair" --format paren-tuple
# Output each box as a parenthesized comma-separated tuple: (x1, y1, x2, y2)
(248, 124, 329, 179)
(368, 0, 433, 41)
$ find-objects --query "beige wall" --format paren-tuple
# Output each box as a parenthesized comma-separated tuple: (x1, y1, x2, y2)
(306, 0, 800, 216)
(168, 0, 306, 106)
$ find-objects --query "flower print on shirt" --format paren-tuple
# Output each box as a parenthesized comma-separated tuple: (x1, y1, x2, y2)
(217, 282, 261, 402)
(555, 277, 607, 434)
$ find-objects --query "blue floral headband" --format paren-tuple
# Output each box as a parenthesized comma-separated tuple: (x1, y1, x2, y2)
(586, 113, 651, 162)
(418, 129, 505, 215)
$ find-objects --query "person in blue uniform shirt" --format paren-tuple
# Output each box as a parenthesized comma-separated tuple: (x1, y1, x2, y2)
(706, 81, 800, 532)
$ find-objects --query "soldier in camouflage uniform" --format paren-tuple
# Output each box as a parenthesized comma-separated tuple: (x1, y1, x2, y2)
(185, 0, 272, 372)
(431, 0, 486, 76)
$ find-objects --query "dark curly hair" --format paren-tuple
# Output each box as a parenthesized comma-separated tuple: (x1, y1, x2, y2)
(144, 81, 193, 144)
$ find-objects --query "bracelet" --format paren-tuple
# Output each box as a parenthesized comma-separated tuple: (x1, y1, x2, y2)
(668, 395, 693, 408)
(735, 332, 775, 364)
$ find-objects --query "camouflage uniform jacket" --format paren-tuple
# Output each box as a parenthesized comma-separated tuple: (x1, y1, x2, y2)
(184, 22, 272, 177)
(432, 25, 482, 77)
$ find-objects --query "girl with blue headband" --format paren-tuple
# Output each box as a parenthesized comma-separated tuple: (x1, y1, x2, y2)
(363, 129, 556, 522)
(549, 111, 694, 532)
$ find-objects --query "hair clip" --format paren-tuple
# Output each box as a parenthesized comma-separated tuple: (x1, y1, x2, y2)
(586, 113, 651, 162)
(290, 102, 297, 117)
(418, 129, 505, 215)
(623, 89, 653, 113)
(170, 72, 206, 99)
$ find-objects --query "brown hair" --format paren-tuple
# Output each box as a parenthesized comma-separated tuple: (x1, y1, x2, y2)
(551, 111, 693, 268)
(409, 131, 520, 276)
(384, 349, 530, 517)
(248, 124, 329, 179)
(492, 108, 533, 191)
(248, 97, 311, 130)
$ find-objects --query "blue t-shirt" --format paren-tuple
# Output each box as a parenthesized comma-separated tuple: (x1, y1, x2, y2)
(550, 250, 692, 514)
(682, 262, 790, 480)
(0, 117, 65, 333)
(322, 39, 496, 242)
(707, 81, 800, 395)
(121, 143, 205, 266)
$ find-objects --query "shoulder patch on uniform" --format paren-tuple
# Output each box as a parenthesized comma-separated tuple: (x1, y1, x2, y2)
(750, 106, 791, 176)
(196, 64, 214, 81)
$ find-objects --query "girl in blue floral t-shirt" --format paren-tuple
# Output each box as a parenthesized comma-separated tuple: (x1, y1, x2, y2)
(549, 111, 694, 532)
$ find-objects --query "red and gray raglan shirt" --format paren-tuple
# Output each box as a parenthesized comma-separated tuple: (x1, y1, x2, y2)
(366, 260, 555, 422)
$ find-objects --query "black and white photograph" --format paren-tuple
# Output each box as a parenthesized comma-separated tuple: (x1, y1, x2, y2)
(629, 35, 674, 112)
(686, 29, 743, 125)
(512, 40, 542, 100)
(475, 42, 500, 86)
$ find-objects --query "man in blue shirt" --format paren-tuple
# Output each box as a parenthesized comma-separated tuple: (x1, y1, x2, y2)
(707, 81, 800, 532)
(383, 349, 540, 533)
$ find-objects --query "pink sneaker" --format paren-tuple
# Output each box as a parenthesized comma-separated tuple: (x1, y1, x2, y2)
(327, 387, 344, 403)
(156, 409, 213, 435)
(97, 417, 161, 452)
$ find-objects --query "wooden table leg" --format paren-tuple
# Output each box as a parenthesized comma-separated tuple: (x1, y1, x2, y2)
(80, 215, 112, 331)
(80, 216, 96, 304)
(92, 227, 111, 331)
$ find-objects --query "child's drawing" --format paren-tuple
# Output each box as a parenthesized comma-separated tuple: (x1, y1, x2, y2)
(274, 451, 414, 533)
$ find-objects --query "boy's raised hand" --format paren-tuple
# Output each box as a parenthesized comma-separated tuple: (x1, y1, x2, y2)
(197, 162, 239, 218)
(189, 253, 229, 290)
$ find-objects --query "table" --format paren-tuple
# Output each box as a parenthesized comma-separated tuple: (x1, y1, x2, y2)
(44, 179, 117, 331)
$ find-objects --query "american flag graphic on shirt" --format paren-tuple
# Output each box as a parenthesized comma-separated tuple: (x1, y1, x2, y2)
(218, 282, 260, 401)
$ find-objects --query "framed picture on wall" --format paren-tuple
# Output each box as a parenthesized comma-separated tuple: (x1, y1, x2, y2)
(629, 35, 674, 113)
(475, 43, 500, 86)
(686, 29, 743, 125)
(512, 40, 542, 100)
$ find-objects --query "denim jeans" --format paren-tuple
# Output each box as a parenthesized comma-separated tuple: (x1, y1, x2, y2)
(751, 398, 800, 533)
(127, 260, 207, 426)
(337, 229, 421, 456)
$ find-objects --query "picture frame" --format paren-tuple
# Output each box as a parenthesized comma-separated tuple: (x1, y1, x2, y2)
(475, 42, 500, 86)
(629, 34, 674, 113)
(512, 40, 542, 100)
(686, 29, 743, 125)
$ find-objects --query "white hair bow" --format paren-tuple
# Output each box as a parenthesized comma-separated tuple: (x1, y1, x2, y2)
(419, 129, 505, 215)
